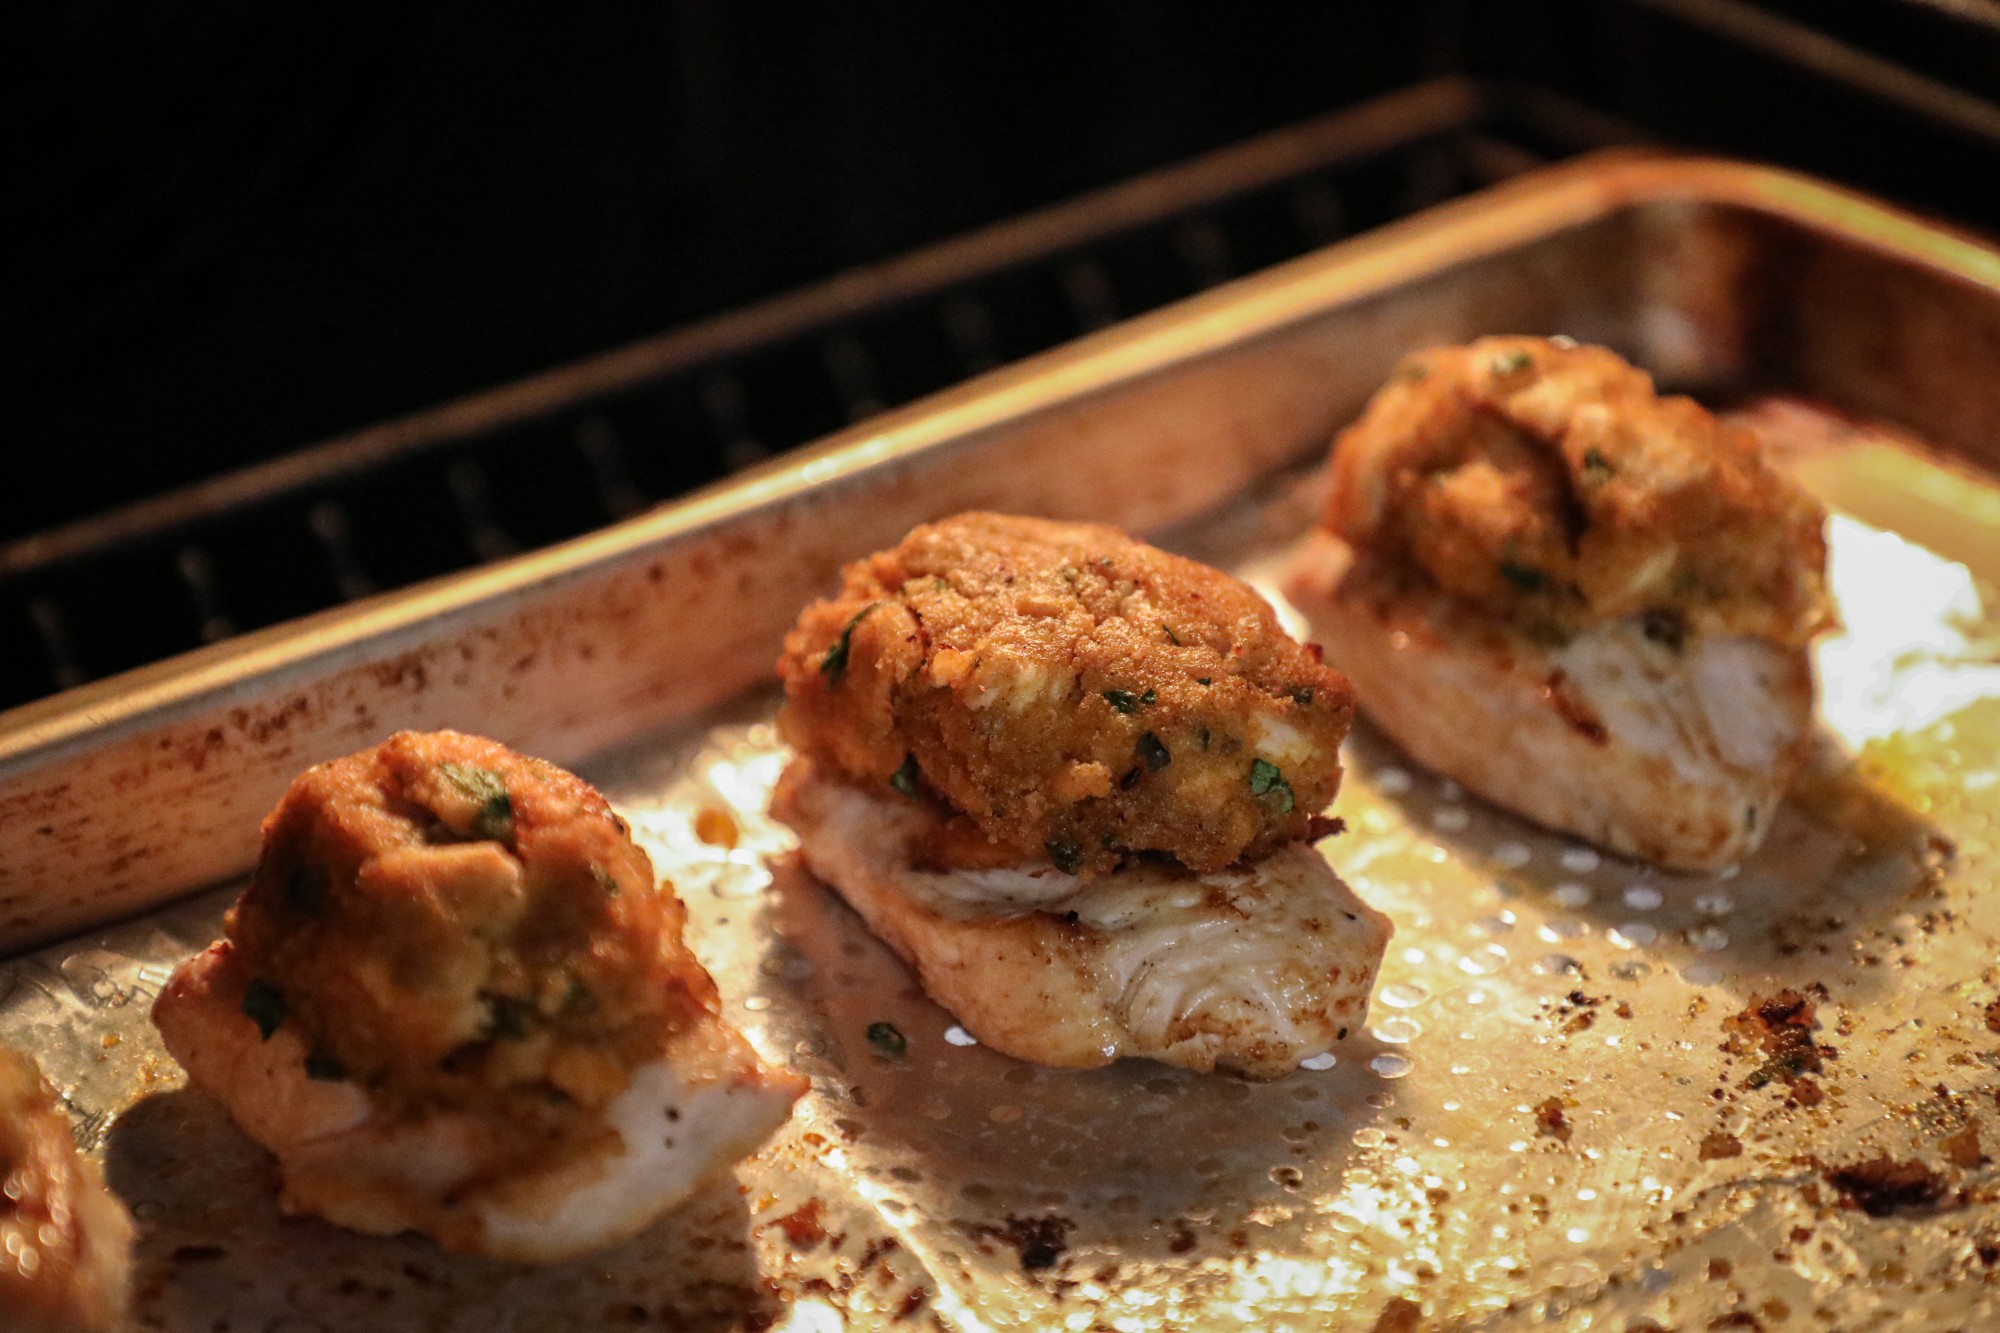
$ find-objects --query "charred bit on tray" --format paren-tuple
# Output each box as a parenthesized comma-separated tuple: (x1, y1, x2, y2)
(1699, 1129, 1745, 1161)
(1721, 988, 1835, 1101)
(1533, 1096, 1573, 1142)
(1824, 1156, 1948, 1217)
(974, 1214, 1074, 1273)
(1371, 1295, 1425, 1333)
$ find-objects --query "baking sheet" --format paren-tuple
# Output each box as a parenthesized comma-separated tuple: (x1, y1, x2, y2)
(7, 399, 1999, 1331)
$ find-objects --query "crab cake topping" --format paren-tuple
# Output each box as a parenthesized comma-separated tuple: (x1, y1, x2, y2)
(1327, 337, 1832, 646)
(778, 512, 1353, 877)
(224, 730, 713, 1128)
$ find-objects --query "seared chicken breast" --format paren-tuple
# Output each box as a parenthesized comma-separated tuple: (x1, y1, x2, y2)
(1286, 338, 1832, 871)
(776, 513, 1389, 1077)
(152, 730, 804, 1262)
(0, 1047, 132, 1333)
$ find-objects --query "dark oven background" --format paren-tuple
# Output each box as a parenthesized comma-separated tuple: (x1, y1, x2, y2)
(11, 0, 2000, 712)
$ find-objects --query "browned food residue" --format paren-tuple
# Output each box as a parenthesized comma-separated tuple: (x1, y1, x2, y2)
(1699, 1130, 1744, 1161)
(975, 1214, 1074, 1272)
(1824, 1157, 1947, 1217)
(1533, 1096, 1572, 1142)
(1721, 989, 1834, 1100)
(772, 1198, 828, 1249)
(1942, 1123, 1985, 1169)
(1371, 1295, 1424, 1333)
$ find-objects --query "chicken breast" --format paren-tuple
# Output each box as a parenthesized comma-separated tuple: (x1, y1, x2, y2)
(774, 759, 1390, 1079)
(0, 1047, 133, 1333)
(775, 514, 1389, 1077)
(1289, 338, 1830, 871)
(152, 730, 804, 1262)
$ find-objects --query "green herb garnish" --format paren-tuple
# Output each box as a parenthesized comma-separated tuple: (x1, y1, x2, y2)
(1745, 805, 1758, 832)
(439, 762, 514, 843)
(1136, 733, 1171, 772)
(1491, 349, 1532, 375)
(1641, 608, 1687, 652)
(1291, 686, 1315, 705)
(1397, 360, 1431, 383)
(590, 864, 621, 896)
(890, 753, 921, 797)
(1249, 759, 1295, 814)
(1195, 677, 1213, 687)
(304, 1050, 347, 1082)
(1103, 689, 1146, 715)
(484, 995, 534, 1042)
(1582, 447, 1613, 478)
(819, 602, 881, 684)
(1161, 623, 1182, 645)
(1197, 728, 1212, 750)
(1498, 561, 1547, 592)
(866, 1021, 907, 1058)
(241, 979, 285, 1040)
(284, 865, 326, 916)
(1046, 838, 1083, 874)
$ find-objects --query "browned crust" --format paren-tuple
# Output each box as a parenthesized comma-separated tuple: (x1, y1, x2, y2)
(1327, 337, 1832, 646)
(776, 512, 1352, 878)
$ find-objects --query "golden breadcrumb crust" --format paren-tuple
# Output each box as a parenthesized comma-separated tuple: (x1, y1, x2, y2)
(226, 730, 716, 1130)
(1327, 337, 1832, 646)
(777, 512, 1352, 877)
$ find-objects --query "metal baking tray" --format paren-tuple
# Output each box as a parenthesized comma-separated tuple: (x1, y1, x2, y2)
(5, 153, 2000, 1331)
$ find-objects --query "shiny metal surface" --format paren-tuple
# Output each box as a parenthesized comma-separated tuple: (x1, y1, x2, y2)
(3, 158, 2000, 1328)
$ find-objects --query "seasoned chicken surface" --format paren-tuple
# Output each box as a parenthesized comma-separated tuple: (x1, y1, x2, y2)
(778, 512, 1353, 879)
(0, 1047, 133, 1333)
(1290, 338, 1830, 871)
(777, 514, 1388, 1077)
(775, 761, 1389, 1079)
(152, 730, 804, 1262)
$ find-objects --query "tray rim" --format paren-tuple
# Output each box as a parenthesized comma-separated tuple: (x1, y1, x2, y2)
(5, 153, 1997, 774)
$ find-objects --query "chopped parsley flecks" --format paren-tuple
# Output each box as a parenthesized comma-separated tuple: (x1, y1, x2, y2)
(1249, 759, 1295, 814)
(1582, 446, 1614, 478)
(1136, 733, 1171, 772)
(1745, 805, 1758, 833)
(1103, 688, 1154, 715)
(241, 979, 285, 1040)
(439, 762, 514, 843)
(284, 865, 326, 916)
(1161, 623, 1182, 645)
(1491, 349, 1533, 375)
(1498, 561, 1547, 593)
(1641, 608, 1687, 652)
(819, 602, 882, 684)
(1291, 686, 1315, 706)
(866, 1021, 908, 1058)
(1046, 838, 1083, 874)
(890, 753, 921, 797)
(1196, 677, 1213, 687)
(1397, 360, 1431, 383)
(484, 995, 534, 1042)
(1197, 728, 1212, 751)
(304, 1050, 347, 1082)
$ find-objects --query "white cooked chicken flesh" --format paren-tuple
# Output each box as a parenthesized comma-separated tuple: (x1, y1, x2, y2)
(1286, 337, 1833, 872)
(0, 1046, 133, 1333)
(150, 730, 805, 1263)
(774, 512, 1390, 1078)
